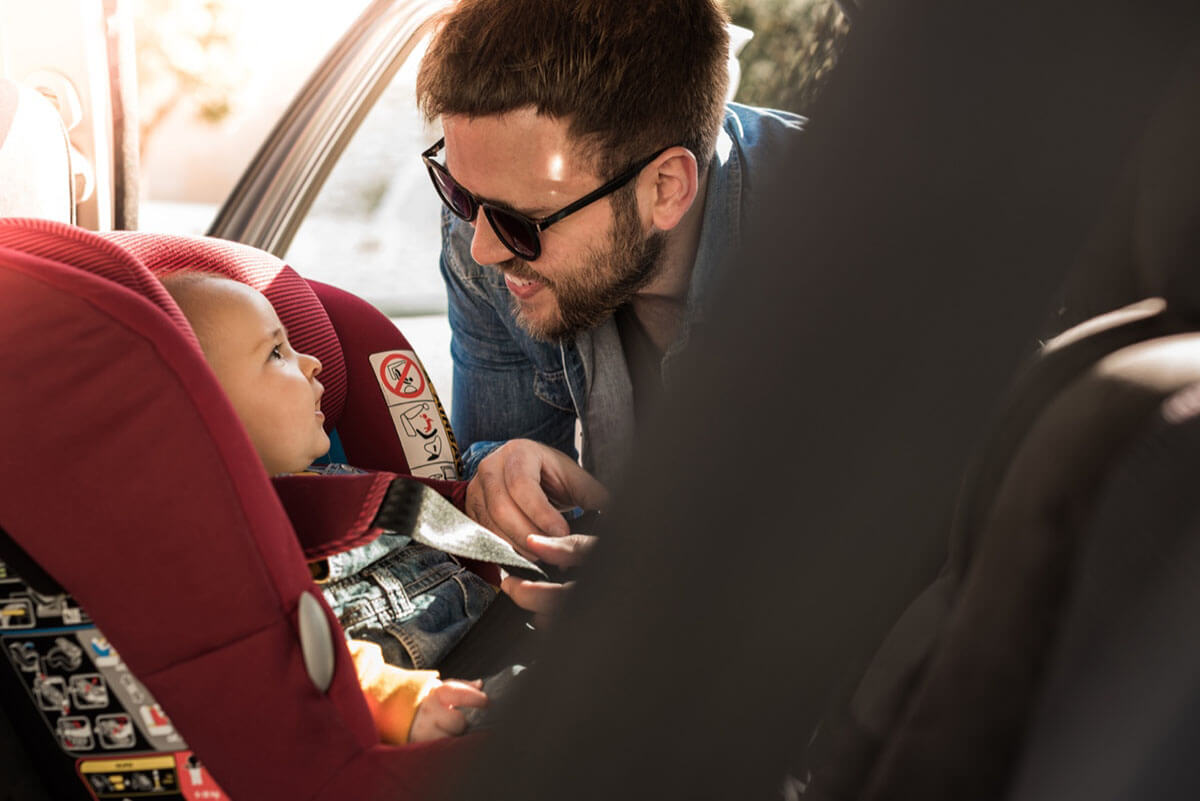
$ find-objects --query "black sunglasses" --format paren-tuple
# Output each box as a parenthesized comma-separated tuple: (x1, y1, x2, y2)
(422, 138, 672, 261)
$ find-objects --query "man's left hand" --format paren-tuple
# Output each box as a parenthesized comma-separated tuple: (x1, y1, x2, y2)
(465, 439, 608, 558)
(501, 532, 596, 628)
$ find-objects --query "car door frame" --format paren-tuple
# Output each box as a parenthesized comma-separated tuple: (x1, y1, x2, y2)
(207, 0, 449, 257)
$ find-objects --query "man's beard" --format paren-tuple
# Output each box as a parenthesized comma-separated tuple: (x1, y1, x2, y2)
(506, 192, 667, 341)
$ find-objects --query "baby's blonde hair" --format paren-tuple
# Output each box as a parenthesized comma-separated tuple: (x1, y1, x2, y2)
(158, 271, 240, 354)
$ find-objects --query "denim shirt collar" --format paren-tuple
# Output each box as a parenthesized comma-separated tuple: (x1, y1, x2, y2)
(662, 117, 741, 379)
(563, 113, 746, 485)
(571, 114, 743, 368)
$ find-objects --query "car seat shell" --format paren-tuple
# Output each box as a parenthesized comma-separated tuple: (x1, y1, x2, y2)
(0, 218, 465, 800)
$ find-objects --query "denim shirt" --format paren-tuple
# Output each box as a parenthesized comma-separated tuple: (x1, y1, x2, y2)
(440, 103, 806, 486)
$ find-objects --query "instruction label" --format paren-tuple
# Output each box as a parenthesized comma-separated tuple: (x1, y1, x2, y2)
(369, 349, 461, 480)
(1, 561, 229, 800)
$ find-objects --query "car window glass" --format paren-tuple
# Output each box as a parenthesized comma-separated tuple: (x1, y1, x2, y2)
(286, 35, 443, 317)
(283, 33, 453, 404)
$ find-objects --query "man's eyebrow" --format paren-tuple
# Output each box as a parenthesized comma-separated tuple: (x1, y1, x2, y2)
(449, 174, 556, 218)
(443, 151, 568, 219)
(472, 192, 553, 220)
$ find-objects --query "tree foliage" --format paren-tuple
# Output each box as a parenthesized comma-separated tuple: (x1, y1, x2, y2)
(133, 0, 243, 156)
(128, 0, 847, 159)
(727, 0, 850, 115)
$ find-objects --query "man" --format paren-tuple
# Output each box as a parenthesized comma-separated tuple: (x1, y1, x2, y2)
(415, 0, 805, 553)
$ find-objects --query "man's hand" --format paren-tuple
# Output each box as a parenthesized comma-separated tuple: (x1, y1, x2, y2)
(465, 439, 608, 558)
(409, 679, 488, 742)
(523, 531, 596, 569)
(500, 532, 597, 628)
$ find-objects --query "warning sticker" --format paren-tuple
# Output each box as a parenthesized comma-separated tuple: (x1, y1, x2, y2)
(0, 564, 228, 800)
(174, 751, 230, 801)
(378, 353, 426, 399)
(77, 751, 230, 799)
(0, 574, 88, 630)
(369, 350, 461, 480)
(0, 598, 33, 629)
(3, 624, 183, 758)
(78, 754, 177, 798)
(95, 713, 137, 749)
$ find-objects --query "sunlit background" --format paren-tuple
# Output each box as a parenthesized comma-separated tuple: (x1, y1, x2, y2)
(127, 0, 846, 403)
(89, 0, 847, 404)
(135, 0, 372, 211)
(134, 0, 846, 222)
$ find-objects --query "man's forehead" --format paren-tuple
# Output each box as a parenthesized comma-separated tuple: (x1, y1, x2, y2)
(442, 111, 601, 211)
(443, 111, 595, 172)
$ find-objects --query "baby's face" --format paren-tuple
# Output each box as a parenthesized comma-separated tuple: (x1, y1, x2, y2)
(191, 279, 330, 475)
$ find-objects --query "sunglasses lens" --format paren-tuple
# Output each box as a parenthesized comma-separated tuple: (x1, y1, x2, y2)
(428, 165, 475, 221)
(487, 208, 540, 259)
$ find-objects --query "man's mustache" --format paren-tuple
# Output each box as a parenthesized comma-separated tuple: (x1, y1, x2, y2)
(500, 258, 548, 286)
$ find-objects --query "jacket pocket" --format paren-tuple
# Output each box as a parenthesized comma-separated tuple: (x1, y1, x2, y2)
(533, 368, 575, 412)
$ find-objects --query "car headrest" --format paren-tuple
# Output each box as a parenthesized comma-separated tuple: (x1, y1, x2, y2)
(103, 230, 349, 430)
(0, 217, 183, 320)
(0, 79, 74, 222)
(1133, 51, 1200, 320)
(1047, 51, 1200, 334)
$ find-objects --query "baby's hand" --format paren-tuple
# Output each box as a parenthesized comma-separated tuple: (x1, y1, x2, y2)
(409, 679, 488, 742)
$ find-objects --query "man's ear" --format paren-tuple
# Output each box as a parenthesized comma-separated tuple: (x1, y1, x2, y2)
(638, 146, 699, 232)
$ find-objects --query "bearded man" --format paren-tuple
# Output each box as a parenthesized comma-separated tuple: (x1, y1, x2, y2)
(415, 0, 805, 565)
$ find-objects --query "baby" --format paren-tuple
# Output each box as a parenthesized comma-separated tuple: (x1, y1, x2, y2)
(160, 272, 488, 743)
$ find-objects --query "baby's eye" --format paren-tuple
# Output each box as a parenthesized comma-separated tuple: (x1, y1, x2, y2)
(270, 345, 283, 360)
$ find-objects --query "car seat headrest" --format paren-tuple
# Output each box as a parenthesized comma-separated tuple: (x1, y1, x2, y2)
(103, 231, 349, 429)
(0, 218, 187, 330)
(1134, 52, 1200, 319)
(1049, 51, 1200, 334)
(0, 79, 74, 222)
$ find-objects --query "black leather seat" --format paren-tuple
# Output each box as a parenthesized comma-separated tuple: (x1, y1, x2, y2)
(801, 46, 1200, 801)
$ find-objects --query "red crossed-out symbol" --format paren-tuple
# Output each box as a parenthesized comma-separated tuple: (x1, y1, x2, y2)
(379, 354, 425, 399)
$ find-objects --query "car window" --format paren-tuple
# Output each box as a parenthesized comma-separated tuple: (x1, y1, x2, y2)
(278, 1, 850, 317)
(285, 34, 443, 317)
(280, 33, 455, 404)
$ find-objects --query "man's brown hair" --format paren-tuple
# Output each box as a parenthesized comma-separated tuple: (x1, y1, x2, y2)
(416, 0, 731, 176)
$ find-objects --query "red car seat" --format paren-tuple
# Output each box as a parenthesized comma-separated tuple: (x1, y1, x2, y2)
(0, 218, 479, 800)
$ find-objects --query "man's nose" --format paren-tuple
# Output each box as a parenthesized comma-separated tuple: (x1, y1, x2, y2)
(469, 214, 514, 266)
